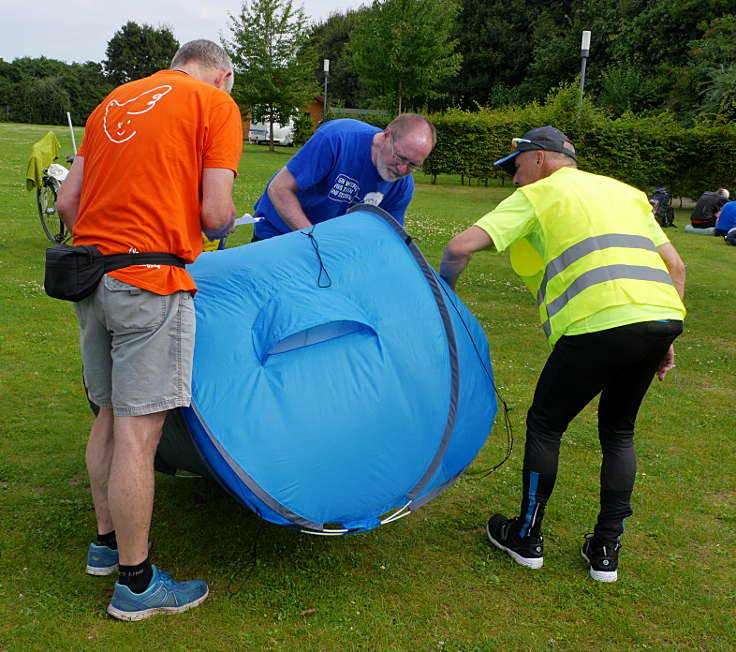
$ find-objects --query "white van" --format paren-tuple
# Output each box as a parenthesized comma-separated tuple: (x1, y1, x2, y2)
(249, 118, 294, 146)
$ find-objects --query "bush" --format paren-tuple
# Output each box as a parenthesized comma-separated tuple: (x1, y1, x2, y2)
(423, 84, 736, 198)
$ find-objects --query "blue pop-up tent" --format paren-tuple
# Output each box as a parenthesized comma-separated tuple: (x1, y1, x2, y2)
(155, 205, 497, 534)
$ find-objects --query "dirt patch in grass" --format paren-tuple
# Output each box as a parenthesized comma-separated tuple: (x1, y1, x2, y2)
(703, 490, 736, 505)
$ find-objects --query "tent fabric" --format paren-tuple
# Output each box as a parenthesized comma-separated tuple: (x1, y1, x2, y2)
(156, 205, 497, 533)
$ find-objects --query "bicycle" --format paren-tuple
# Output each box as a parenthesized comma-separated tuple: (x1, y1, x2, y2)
(37, 156, 74, 243)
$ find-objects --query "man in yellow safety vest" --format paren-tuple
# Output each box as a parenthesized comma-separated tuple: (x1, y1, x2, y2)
(440, 126, 686, 582)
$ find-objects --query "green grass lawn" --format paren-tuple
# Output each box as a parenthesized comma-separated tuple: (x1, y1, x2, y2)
(0, 122, 734, 651)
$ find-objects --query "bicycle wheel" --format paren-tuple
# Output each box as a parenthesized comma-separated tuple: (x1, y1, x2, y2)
(37, 179, 70, 243)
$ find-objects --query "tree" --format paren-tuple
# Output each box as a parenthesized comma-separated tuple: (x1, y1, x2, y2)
(16, 77, 71, 125)
(0, 56, 110, 125)
(606, 0, 734, 71)
(603, 0, 735, 119)
(61, 62, 113, 124)
(445, 0, 552, 109)
(224, 0, 318, 151)
(439, 0, 736, 119)
(104, 22, 179, 85)
(699, 65, 736, 119)
(302, 8, 371, 108)
(676, 14, 736, 120)
(598, 59, 660, 117)
(349, 0, 461, 114)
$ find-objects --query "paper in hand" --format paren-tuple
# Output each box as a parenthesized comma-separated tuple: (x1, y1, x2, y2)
(234, 214, 262, 226)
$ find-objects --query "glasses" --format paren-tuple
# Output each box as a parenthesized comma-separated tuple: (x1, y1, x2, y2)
(390, 135, 421, 171)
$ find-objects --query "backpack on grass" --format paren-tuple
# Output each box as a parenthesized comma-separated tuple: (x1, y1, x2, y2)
(650, 188, 676, 228)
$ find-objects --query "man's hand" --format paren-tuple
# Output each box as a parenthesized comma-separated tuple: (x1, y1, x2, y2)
(656, 344, 676, 381)
(440, 226, 494, 290)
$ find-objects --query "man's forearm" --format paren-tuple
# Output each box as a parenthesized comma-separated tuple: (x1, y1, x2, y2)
(58, 204, 78, 230)
(201, 168, 236, 239)
(271, 191, 313, 231)
(56, 156, 84, 229)
(657, 242, 686, 300)
(267, 167, 313, 231)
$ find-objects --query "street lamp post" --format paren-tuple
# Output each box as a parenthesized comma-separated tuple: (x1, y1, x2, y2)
(579, 30, 591, 108)
(323, 59, 330, 120)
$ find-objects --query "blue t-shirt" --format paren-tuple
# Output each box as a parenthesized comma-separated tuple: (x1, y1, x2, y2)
(715, 201, 736, 234)
(253, 119, 414, 239)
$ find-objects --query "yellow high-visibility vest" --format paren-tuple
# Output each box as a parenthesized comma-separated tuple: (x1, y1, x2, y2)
(509, 167, 685, 345)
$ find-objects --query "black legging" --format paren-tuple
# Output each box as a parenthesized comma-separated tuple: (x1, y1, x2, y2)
(516, 319, 682, 543)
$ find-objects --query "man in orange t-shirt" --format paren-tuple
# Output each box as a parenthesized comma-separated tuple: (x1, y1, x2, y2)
(57, 39, 242, 621)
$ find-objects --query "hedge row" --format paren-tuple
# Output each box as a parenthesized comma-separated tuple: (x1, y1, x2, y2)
(422, 86, 736, 199)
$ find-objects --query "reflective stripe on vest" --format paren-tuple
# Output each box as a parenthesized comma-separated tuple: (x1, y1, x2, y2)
(537, 233, 658, 306)
(541, 264, 675, 337)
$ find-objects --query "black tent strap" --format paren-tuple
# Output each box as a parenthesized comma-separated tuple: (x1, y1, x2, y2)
(302, 226, 332, 288)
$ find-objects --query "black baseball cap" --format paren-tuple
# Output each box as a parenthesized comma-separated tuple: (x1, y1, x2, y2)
(494, 126, 577, 176)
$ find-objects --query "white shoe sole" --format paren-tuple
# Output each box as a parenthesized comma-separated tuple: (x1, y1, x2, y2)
(87, 541, 149, 577)
(107, 587, 209, 621)
(86, 563, 118, 576)
(581, 550, 618, 582)
(486, 522, 543, 569)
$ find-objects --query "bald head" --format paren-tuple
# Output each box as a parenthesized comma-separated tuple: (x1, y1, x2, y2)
(373, 113, 436, 182)
(387, 113, 436, 147)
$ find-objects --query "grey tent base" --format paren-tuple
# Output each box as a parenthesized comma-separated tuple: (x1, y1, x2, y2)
(88, 398, 211, 479)
(154, 409, 213, 479)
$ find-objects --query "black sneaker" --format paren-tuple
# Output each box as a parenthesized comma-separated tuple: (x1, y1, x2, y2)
(581, 533, 621, 582)
(486, 514, 543, 569)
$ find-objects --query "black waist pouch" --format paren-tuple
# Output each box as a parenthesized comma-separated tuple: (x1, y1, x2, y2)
(44, 244, 186, 302)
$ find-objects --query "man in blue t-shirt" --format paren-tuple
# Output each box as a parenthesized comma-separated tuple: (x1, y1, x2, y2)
(252, 114, 436, 240)
(715, 200, 736, 236)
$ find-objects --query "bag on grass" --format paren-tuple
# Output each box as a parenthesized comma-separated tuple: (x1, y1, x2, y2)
(44, 244, 186, 302)
(650, 188, 676, 228)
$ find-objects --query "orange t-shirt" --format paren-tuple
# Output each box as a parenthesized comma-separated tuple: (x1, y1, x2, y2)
(73, 70, 242, 294)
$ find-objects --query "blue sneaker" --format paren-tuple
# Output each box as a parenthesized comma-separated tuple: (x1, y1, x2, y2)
(107, 565, 209, 621)
(86, 540, 151, 576)
(86, 543, 119, 576)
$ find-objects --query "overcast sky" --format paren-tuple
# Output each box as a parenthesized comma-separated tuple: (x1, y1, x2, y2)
(0, 0, 363, 64)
